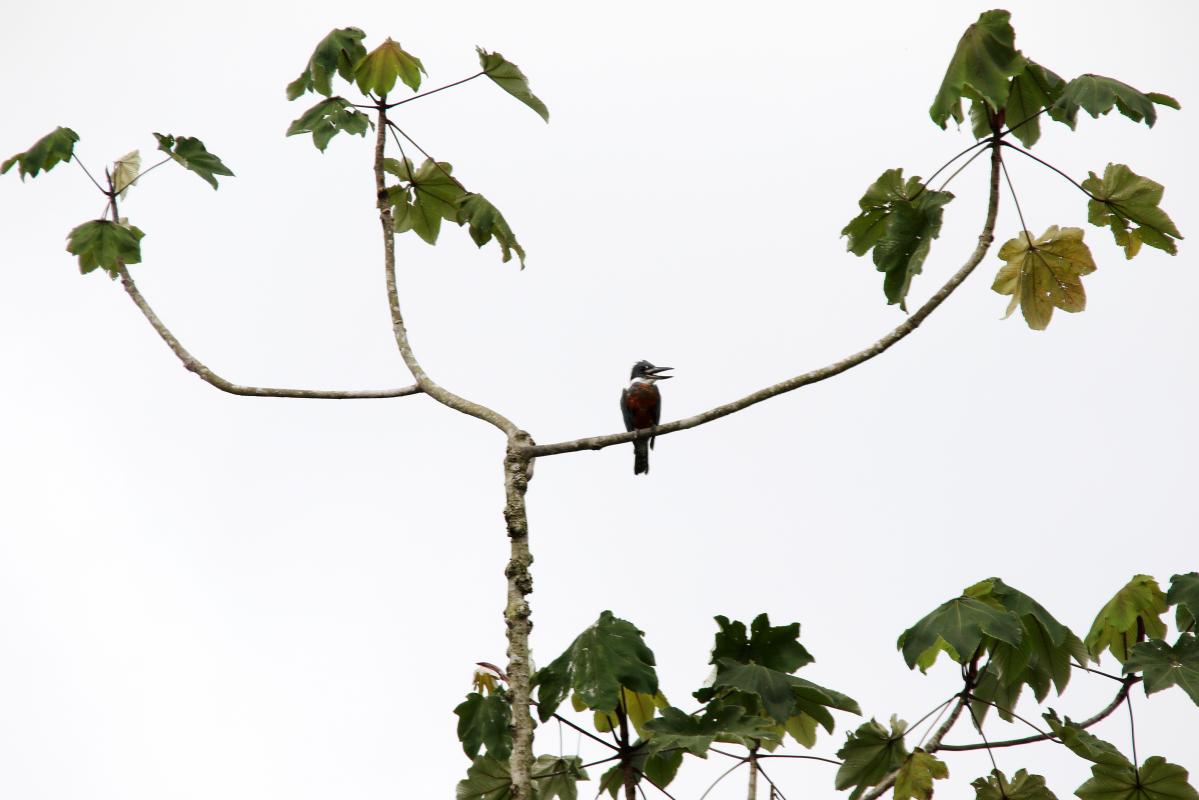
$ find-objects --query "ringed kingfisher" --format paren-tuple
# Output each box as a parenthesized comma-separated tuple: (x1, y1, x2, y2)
(620, 360, 673, 475)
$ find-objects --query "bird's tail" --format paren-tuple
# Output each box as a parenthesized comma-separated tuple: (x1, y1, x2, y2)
(633, 439, 650, 475)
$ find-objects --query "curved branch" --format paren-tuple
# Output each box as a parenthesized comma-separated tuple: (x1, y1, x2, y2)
(115, 266, 419, 400)
(373, 106, 519, 438)
(525, 140, 1005, 459)
(936, 677, 1138, 752)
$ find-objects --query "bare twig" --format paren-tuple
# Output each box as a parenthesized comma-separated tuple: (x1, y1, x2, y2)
(526, 139, 1006, 460)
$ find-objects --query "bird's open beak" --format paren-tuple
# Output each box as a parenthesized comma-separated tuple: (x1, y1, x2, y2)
(648, 365, 674, 379)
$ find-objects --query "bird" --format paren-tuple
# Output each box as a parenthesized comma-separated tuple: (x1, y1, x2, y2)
(620, 360, 673, 475)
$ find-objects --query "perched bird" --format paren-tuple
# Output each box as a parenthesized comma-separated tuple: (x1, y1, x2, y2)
(620, 360, 673, 475)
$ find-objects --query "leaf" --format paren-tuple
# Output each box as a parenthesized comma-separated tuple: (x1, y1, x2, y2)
(456, 755, 513, 800)
(641, 749, 682, 791)
(454, 691, 512, 760)
(591, 689, 667, 737)
(65, 220, 145, 276)
(897, 593, 1023, 671)
(152, 133, 234, 190)
(1051, 74, 1180, 129)
(1003, 61, 1066, 147)
(643, 704, 780, 757)
(929, 10, 1027, 128)
(477, 47, 549, 122)
(2, 126, 80, 180)
(1169, 573, 1199, 632)
(355, 38, 426, 96)
(834, 716, 909, 800)
(785, 712, 819, 747)
(709, 659, 797, 723)
(709, 613, 815, 672)
(456, 193, 527, 268)
(991, 225, 1097, 331)
(1124, 635, 1199, 706)
(972, 769, 1059, 800)
(894, 750, 949, 800)
(1082, 164, 1182, 258)
(532, 755, 588, 800)
(112, 150, 140, 199)
(841, 168, 954, 310)
(287, 27, 368, 99)
(1043, 711, 1131, 768)
(286, 97, 372, 152)
(1077, 756, 1199, 800)
(402, 158, 467, 245)
(1085, 575, 1169, 663)
(531, 610, 657, 721)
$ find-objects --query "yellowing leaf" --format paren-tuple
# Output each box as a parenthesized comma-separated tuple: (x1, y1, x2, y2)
(992, 225, 1096, 330)
(895, 750, 949, 800)
(355, 38, 425, 97)
(113, 149, 140, 199)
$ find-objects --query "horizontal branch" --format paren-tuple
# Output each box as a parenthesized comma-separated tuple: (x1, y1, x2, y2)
(525, 140, 1004, 460)
(117, 266, 421, 399)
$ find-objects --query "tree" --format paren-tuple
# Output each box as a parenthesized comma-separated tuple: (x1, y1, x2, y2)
(2, 1, 1199, 800)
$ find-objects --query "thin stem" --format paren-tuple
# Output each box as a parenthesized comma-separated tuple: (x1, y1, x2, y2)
(124, 156, 173, 186)
(966, 694, 1052, 739)
(999, 107, 1049, 140)
(755, 754, 842, 766)
(634, 767, 680, 800)
(550, 713, 619, 752)
(1000, 141, 1095, 199)
(1000, 156, 1032, 241)
(937, 144, 991, 192)
(966, 698, 1001, 774)
(527, 139, 1006, 460)
(1073, 662, 1126, 683)
(386, 120, 467, 191)
(1127, 690, 1139, 770)
(699, 760, 745, 800)
(901, 696, 957, 741)
(916, 138, 993, 199)
(754, 761, 788, 800)
(72, 154, 107, 194)
(385, 71, 486, 108)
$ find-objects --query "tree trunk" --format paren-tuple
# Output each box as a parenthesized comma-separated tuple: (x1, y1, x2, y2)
(504, 436, 536, 799)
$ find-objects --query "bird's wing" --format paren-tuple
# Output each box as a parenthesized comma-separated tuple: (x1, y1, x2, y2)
(621, 386, 635, 432)
(650, 384, 661, 448)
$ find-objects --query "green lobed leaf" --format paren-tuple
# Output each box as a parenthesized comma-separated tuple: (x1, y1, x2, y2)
(1004, 61, 1066, 147)
(1169, 573, 1199, 632)
(841, 168, 954, 310)
(152, 133, 234, 190)
(531, 610, 657, 721)
(456, 755, 513, 800)
(972, 768, 1059, 800)
(65, 220, 145, 276)
(533, 755, 588, 800)
(477, 47, 549, 122)
(285, 97, 371, 152)
(287, 27, 368, 99)
(709, 613, 815, 673)
(1124, 635, 1199, 706)
(929, 10, 1027, 128)
(1077, 756, 1199, 800)
(643, 704, 780, 756)
(1085, 575, 1169, 664)
(897, 592, 1023, 671)
(1051, 74, 1180, 129)
(1043, 711, 1131, 768)
(456, 193, 527, 268)
(894, 750, 949, 800)
(709, 659, 796, 723)
(454, 691, 512, 761)
(2, 126, 80, 180)
(399, 158, 467, 245)
(991, 225, 1097, 331)
(835, 716, 909, 800)
(355, 38, 426, 96)
(641, 749, 682, 791)
(1081, 164, 1182, 258)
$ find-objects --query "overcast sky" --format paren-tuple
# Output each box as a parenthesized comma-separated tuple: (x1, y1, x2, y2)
(1, 1, 1196, 798)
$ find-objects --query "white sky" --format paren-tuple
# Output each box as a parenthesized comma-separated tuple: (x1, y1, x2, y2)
(1, 2, 1196, 798)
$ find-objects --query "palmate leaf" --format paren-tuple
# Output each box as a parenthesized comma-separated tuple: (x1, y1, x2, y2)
(894, 750, 949, 800)
(287, 27, 368, 99)
(1043, 711, 1131, 768)
(456, 193, 527, 268)
(152, 133, 234, 190)
(835, 716, 909, 800)
(286, 97, 371, 152)
(710, 613, 814, 673)
(1082, 164, 1182, 258)
(841, 168, 954, 310)
(531, 610, 657, 721)
(403, 159, 467, 244)
(66, 219, 145, 276)
(929, 10, 1026, 129)
(1085, 575, 1168, 663)
(1077, 756, 1199, 800)
(709, 659, 796, 723)
(477, 47, 549, 122)
(355, 38, 426, 96)
(454, 690, 512, 760)
(1169, 573, 1199, 631)
(972, 769, 1059, 800)
(597, 748, 680, 799)
(112, 149, 140, 199)
(2, 126, 79, 180)
(589, 689, 667, 737)
(643, 704, 780, 756)
(970, 61, 1065, 147)
(1124, 635, 1199, 706)
(897, 592, 1023, 671)
(1051, 74, 1180, 129)
(456, 755, 588, 800)
(991, 225, 1096, 331)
